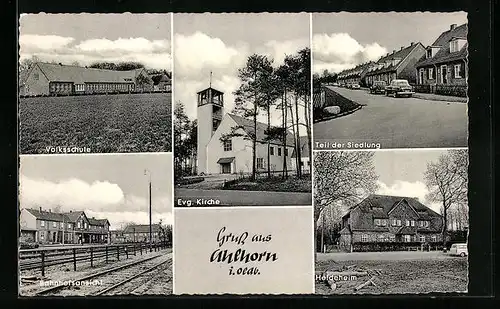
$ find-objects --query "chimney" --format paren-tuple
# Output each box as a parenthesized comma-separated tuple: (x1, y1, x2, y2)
(49, 209, 51, 213)
(410, 42, 415, 46)
(400, 46, 404, 50)
(392, 50, 396, 54)
(58, 63, 63, 66)
(39, 207, 42, 212)
(450, 24, 457, 30)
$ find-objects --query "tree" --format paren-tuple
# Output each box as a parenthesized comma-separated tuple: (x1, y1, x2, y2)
(19, 55, 40, 84)
(173, 101, 191, 177)
(231, 54, 269, 181)
(314, 151, 379, 259)
(424, 149, 468, 249)
(135, 73, 151, 92)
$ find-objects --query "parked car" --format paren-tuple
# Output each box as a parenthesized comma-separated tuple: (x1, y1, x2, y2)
(385, 79, 414, 97)
(370, 81, 387, 94)
(449, 243, 468, 257)
(351, 83, 360, 89)
(332, 82, 339, 86)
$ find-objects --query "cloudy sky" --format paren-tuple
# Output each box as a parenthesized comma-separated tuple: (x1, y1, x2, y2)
(19, 154, 173, 230)
(174, 13, 310, 132)
(19, 13, 171, 70)
(373, 149, 454, 213)
(312, 12, 468, 74)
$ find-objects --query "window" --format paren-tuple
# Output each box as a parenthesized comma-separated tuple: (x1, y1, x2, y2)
(381, 219, 387, 226)
(60, 222, 64, 228)
(40, 233, 44, 239)
(450, 40, 459, 53)
(389, 235, 396, 242)
(374, 219, 381, 226)
(431, 235, 437, 242)
(454, 64, 461, 78)
(52, 221, 57, 228)
(223, 139, 232, 151)
(34, 72, 39, 80)
(397, 220, 401, 226)
(68, 223, 72, 229)
(424, 221, 429, 227)
(77, 221, 81, 228)
(419, 235, 426, 242)
(426, 49, 432, 58)
(391, 219, 397, 226)
(40, 220, 45, 227)
(405, 220, 410, 227)
(411, 220, 415, 227)
(257, 158, 264, 169)
(361, 234, 368, 242)
(404, 235, 411, 242)
(428, 68, 434, 79)
(84, 222, 88, 229)
(270, 146, 274, 156)
(278, 148, 282, 156)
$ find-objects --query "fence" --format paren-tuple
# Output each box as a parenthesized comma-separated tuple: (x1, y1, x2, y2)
(412, 84, 467, 97)
(19, 90, 171, 99)
(352, 241, 444, 252)
(19, 242, 169, 276)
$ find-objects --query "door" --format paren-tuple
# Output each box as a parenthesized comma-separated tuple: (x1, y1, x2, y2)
(441, 65, 447, 84)
(221, 163, 231, 174)
(419, 69, 424, 84)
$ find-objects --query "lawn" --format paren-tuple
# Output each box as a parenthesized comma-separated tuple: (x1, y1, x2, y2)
(315, 257, 468, 294)
(19, 93, 172, 154)
(223, 174, 312, 193)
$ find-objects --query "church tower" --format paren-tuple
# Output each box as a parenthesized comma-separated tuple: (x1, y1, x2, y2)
(196, 86, 224, 174)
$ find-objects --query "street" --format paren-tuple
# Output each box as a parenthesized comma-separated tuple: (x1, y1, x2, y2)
(314, 86, 468, 149)
(175, 188, 312, 206)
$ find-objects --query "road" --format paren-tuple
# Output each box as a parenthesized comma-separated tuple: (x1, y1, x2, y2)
(314, 86, 468, 149)
(317, 251, 462, 261)
(175, 188, 312, 206)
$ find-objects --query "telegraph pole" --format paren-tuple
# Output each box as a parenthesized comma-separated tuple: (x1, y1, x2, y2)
(145, 169, 152, 253)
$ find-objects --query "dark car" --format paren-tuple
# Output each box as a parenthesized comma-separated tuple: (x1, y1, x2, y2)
(370, 81, 387, 94)
(385, 79, 414, 98)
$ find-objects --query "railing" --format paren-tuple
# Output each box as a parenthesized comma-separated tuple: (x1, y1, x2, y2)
(19, 242, 169, 276)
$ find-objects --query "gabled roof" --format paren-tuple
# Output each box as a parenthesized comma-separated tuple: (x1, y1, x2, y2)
(416, 23, 468, 67)
(63, 211, 87, 223)
(226, 113, 297, 146)
(366, 43, 424, 75)
(88, 218, 110, 226)
(123, 224, 162, 234)
(30, 62, 147, 84)
(152, 74, 171, 85)
(25, 208, 69, 222)
(347, 194, 442, 232)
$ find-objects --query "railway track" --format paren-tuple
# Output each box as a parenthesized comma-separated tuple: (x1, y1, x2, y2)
(36, 253, 171, 296)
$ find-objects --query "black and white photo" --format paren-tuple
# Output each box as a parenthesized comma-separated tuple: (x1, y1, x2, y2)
(312, 12, 468, 149)
(18, 153, 173, 296)
(173, 13, 312, 207)
(313, 149, 468, 294)
(19, 13, 172, 154)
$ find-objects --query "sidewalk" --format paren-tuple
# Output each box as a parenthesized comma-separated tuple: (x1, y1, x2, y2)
(413, 92, 468, 103)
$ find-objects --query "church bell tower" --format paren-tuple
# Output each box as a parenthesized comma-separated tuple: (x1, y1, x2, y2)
(196, 84, 224, 174)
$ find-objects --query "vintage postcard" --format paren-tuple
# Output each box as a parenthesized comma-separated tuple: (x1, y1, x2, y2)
(173, 13, 312, 207)
(312, 12, 468, 150)
(18, 153, 173, 296)
(18, 13, 172, 154)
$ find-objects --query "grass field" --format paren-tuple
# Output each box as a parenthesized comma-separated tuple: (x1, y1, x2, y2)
(315, 257, 468, 294)
(19, 93, 172, 154)
(223, 174, 312, 193)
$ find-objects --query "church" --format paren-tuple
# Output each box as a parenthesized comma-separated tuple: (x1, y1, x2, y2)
(196, 86, 308, 175)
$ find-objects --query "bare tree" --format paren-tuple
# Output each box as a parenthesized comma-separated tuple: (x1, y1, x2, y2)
(314, 151, 379, 260)
(424, 149, 468, 249)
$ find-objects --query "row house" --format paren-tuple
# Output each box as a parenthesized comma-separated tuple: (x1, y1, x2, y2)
(118, 224, 164, 243)
(365, 42, 426, 86)
(338, 194, 443, 252)
(19, 207, 110, 245)
(415, 23, 468, 96)
(336, 62, 375, 86)
(20, 62, 154, 96)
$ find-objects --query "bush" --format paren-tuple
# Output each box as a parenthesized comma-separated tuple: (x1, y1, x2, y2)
(353, 242, 442, 252)
(175, 177, 204, 185)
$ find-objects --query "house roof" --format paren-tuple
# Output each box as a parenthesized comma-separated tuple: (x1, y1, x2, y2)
(31, 62, 147, 84)
(346, 194, 442, 232)
(63, 211, 86, 223)
(338, 62, 375, 79)
(416, 23, 468, 67)
(25, 208, 69, 222)
(123, 224, 162, 234)
(88, 218, 110, 226)
(152, 74, 171, 85)
(227, 113, 297, 146)
(366, 43, 423, 75)
(217, 157, 235, 164)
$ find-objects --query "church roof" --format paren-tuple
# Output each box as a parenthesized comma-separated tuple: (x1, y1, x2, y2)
(227, 113, 297, 146)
